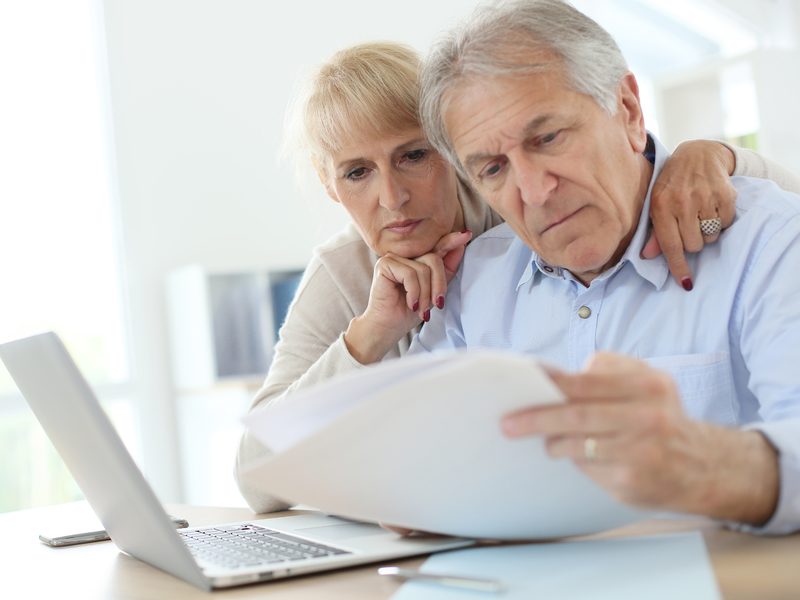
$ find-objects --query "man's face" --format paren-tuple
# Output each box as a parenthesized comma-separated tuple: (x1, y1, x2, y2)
(443, 64, 650, 283)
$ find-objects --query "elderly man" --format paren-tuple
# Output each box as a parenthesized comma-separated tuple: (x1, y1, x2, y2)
(407, 0, 800, 534)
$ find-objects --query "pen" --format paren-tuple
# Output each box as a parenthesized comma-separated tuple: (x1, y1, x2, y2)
(377, 566, 505, 593)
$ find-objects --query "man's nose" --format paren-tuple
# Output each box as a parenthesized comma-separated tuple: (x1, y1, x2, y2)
(379, 173, 411, 212)
(512, 155, 557, 207)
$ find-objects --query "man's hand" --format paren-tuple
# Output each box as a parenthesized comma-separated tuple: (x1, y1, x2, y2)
(344, 229, 472, 365)
(645, 140, 738, 290)
(501, 353, 779, 526)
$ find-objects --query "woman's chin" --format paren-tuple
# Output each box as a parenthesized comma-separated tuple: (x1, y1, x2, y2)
(377, 235, 439, 259)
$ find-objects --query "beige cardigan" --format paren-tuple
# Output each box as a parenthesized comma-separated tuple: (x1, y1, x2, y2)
(235, 147, 800, 513)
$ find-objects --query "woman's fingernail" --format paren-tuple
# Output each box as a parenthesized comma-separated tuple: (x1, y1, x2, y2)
(436, 295, 445, 310)
(460, 229, 471, 234)
(681, 277, 693, 292)
(423, 309, 431, 322)
(412, 301, 419, 312)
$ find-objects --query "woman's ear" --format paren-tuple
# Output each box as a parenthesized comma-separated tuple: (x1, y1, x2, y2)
(312, 155, 340, 203)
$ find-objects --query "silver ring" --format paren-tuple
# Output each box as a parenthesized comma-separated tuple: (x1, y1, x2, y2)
(584, 437, 597, 460)
(699, 217, 723, 237)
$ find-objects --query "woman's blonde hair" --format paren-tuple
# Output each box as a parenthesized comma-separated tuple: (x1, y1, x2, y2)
(284, 41, 422, 178)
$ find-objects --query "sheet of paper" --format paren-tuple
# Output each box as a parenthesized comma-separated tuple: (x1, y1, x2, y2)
(243, 351, 469, 454)
(239, 350, 649, 540)
(391, 532, 721, 600)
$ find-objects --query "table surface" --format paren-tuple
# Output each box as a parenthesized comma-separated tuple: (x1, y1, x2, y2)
(2, 502, 800, 599)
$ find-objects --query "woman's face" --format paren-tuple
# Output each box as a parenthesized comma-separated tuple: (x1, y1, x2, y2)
(322, 127, 463, 258)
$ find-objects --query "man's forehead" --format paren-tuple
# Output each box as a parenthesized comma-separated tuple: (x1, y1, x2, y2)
(442, 68, 571, 161)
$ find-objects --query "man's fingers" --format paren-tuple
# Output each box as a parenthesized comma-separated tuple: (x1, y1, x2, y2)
(502, 400, 657, 439)
(546, 434, 622, 463)
(548, 367, 668, 403)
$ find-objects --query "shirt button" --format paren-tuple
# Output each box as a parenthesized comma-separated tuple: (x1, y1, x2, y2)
(578, 306, 591, 319)
(543, 266, 554, 273)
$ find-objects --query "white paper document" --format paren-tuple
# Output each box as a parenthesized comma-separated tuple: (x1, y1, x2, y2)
(240, 350, 648, 540)
(390, 532, 721, 600)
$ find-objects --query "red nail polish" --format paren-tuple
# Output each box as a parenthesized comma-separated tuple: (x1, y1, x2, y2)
(412, 301, 419, 312)
(460, 229, 471, 234)
(681, 277, 693, 292)
(423, 309, 430, 322)
(436, 295, 444, 310)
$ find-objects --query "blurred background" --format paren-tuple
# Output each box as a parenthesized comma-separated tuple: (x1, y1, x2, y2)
(2, 0, 799, 513)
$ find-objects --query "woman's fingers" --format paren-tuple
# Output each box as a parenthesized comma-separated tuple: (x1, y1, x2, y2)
(380, 253, 434, 320)
(644, 213, 693, 290)
(375, 231, 471, 321)
(432, 229, 472, 257)
(413, 253, 447, 312)
(648, 140, 739, 290)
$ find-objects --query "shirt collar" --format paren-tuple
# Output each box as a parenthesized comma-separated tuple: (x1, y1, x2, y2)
(519, 132, 671, 291)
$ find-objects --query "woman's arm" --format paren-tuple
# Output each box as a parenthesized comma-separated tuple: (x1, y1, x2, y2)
(726, 143, 800, 194)
(235, 246, 376, 513)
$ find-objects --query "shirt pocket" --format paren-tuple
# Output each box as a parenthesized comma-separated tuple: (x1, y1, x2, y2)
(644, 351, 736, 426)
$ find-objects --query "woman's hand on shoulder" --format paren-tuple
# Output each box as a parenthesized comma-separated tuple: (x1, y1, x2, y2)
(645, 140, 737, 290)
(344, 229, 472, 365)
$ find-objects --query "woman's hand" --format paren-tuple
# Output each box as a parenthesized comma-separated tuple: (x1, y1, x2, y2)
(644, 140, 737, 290)
(344, 229, 472, 365)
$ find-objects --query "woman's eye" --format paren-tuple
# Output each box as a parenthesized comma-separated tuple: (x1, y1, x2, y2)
(402, 149, 427, 162)
(346, 167, 369, 180)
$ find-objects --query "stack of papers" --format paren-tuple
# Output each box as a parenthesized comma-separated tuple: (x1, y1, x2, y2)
(239, 351, 648, 539)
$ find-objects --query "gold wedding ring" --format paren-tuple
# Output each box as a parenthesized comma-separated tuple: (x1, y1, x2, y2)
(584, 437, 597, 460)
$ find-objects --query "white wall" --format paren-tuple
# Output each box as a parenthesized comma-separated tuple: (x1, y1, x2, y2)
(100, 0, 800, 503)
(100, 0, 479, 501)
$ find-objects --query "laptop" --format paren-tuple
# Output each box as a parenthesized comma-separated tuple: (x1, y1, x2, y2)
(0, 332, 473, 590)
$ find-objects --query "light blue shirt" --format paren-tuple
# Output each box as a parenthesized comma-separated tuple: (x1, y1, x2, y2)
(408, 136, 800, 534)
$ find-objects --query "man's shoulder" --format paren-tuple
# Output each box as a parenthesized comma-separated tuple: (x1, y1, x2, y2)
(733, 176, 800, 220)
(464, 222, 528, 262)
(473, 221, 518, 240)
(721, 176, 800, 265)
(459, 222, 533, 290)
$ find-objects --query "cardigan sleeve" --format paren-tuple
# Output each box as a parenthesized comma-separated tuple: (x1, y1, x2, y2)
(234, 254, 369, 513)
(726, 143, 800, 195)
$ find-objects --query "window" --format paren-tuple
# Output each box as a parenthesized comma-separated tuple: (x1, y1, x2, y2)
(0, 0, 133, 513)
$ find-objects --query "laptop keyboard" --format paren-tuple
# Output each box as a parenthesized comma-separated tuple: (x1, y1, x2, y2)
(180, 524, 351, 569)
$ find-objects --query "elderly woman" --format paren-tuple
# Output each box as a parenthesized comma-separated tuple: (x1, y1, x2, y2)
(236, 41, 800, 513)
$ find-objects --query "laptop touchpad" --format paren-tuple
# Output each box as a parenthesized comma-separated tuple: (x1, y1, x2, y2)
(295, 522, 388, 541)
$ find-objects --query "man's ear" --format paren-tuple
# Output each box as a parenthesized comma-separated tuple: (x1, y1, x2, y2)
(312, 155, 340, 203)
(618, 72, 647, 153)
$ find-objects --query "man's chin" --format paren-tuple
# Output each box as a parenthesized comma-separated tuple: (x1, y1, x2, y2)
(557, 249, 617, 281)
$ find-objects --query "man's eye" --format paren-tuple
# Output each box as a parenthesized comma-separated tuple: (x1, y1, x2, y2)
(539, 131, 559, 145)
(346, 167, 369, 180)
(481, 162, 503, 178)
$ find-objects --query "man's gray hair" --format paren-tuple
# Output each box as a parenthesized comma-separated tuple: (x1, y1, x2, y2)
(420, 0, 629, 178)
